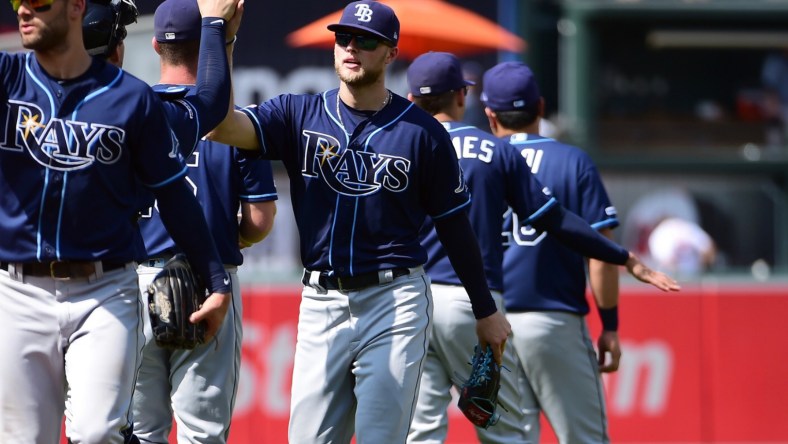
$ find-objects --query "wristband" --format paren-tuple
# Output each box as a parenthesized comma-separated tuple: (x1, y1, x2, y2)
(597, 306, 619, 332)
(226, 35, 237, 46)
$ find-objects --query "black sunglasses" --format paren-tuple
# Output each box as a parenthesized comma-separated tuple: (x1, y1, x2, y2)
(335, 32, 386, 51)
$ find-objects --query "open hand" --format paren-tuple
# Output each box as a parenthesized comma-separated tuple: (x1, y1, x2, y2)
(626, 253, 681, 292)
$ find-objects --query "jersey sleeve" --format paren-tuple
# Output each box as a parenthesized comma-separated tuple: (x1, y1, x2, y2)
(132, 89, 188, 188)
(421, 127, 471, 219)
(575, 151, 619, 230)
(160, 98, 200, 157)
(235, 148, 278, 202)
(240, 94, 293, 159)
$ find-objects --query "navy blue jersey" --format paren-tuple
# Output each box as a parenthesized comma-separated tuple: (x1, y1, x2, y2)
(0, 53, 185, 262)
(502, 133, 619, 314)
(242, 89, 470, 276)
(420, 122, 555, 291)
(139, 85, 278, 265)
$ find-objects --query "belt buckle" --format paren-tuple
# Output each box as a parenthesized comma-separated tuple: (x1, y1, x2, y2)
(49, 261, 71, 280)
(148, 258, 166, 268)
(336, 276, 347, 292)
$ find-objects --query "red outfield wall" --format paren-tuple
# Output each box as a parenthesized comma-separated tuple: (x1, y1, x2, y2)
(58, 282, 788, 443)
(228, 282, 788, 444)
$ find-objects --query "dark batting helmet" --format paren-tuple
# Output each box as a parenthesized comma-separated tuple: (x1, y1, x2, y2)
(83, 0, 139, 58)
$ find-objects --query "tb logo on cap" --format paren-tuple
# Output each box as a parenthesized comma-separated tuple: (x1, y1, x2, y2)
(354, 4, 373, 22)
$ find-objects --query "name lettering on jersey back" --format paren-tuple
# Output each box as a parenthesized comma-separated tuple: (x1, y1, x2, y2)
(450, 135, 494, 163)
(1, 100, 123, 171)
(301, 130, 410, 196)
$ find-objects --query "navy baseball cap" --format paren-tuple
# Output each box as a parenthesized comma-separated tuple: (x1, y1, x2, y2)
(407, 52, 475, 97)
(154, 0, 201, 43)
(481, 61, 541, 111)
(327, 0, 400, 45)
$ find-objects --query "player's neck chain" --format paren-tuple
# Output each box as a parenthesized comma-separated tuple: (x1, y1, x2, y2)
(336, 90, 392, 136)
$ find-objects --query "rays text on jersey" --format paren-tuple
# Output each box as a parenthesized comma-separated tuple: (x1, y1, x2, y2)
(301, 129, 411, 196)
(1, 100, 124, 171)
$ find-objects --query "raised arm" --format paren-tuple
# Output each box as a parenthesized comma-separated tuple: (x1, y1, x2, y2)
(173, 0, 238, 136)
(204, 0, 260, 150)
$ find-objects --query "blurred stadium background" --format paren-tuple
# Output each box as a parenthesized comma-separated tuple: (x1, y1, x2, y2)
(5, 0, 782, 442)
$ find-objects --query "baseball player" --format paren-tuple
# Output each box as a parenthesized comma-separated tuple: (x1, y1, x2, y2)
(85, 0, 277, 442)
(207, 1, 511, 442)
(404, 52, 681, 443)
(0, 0, 233, 443)
(484, 61, 634, 443)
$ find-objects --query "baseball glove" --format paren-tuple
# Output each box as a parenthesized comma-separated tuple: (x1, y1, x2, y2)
(457, 344, 503, 429)
(146, 253, 206, 350)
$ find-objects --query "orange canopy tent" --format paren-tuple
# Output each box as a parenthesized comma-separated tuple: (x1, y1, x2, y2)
(285, 0, 526, 60)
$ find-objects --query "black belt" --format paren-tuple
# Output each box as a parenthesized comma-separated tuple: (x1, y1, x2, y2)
(302, 268, 411, 291)
(0, 260, 126, 279)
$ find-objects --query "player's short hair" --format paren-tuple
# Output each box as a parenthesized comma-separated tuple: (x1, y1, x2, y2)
(157, 40, 201, 66)
(82, 0, 139, 58)
(494, 107, 540, 130)
(411, 91, 456, 116)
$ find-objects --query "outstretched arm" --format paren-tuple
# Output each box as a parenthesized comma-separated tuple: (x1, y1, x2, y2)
(209, 108, 259, 149)
(533, 205, 680, 292)
(623, 252, 681, 291)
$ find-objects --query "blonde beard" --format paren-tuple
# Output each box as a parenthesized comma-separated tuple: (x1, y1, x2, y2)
(334, 57, 386, 88)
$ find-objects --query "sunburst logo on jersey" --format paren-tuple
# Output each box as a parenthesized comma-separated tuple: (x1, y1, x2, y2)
(318, 140, 339, 166)
(21, 113, 44, 140)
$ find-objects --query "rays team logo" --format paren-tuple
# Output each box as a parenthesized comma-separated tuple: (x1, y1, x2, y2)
(301, 129, 410, 196)
(354, 3, 373, 22)
(0, 100, 124, 171)
(501, 208, 547, 247)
